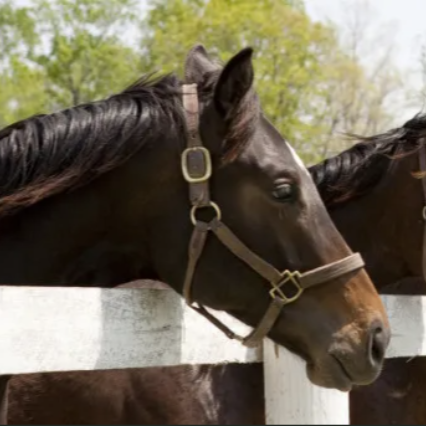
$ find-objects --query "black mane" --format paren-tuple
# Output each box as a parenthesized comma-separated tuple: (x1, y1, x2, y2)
(309, 114, 426, 206)
(0, 64, 259, 218)
(0, 74, 183, 217)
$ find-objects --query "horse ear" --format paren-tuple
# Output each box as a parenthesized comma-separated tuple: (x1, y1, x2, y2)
(214, 47, 254, 117)
(184, 44, 220, 85)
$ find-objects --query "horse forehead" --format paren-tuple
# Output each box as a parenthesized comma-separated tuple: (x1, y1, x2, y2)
(248, 132, 309, 178)
(254, 116, 309, 176)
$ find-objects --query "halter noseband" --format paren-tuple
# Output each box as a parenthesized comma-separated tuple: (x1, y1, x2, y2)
(181, 83, 365, 347)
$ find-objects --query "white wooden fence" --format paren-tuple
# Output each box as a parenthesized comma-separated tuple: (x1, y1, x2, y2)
(1, 286, 425, 424)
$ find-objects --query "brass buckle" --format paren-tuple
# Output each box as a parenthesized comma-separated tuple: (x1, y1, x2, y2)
(269, 270, 303, 304)
(190, 201, 221, 225)
(181, 147, 212, 183)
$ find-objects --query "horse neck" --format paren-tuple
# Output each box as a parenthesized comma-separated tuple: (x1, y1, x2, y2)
(0, 129, 181, 286)
(329, 152, 423, 290)
(0, 171, 115, 285)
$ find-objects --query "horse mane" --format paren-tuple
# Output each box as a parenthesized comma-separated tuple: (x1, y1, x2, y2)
(309, 114, 426, 207)
(0, 73, 185, 217)
(0, 70, 257, 218)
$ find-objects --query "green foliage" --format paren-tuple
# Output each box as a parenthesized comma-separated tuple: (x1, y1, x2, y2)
(0, 0, 400, 164)
(0, 59, 48, 128)
(0, 0, 143, 124)
(31, 0, 142, 107)
(140, 0, 401, 163)
(0, 2, 45, 126)
(140, 0, 346, 161)
(0, 1, 38, 62)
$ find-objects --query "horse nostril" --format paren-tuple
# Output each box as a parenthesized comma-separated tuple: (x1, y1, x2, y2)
(369, 324, 388, 366)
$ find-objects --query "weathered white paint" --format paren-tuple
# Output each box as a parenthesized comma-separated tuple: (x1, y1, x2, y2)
(0, 288, 422, 375)
(382, 294, 426, 358)
(263, 340, 349, 425)
(262, 294, 426, 425)
(1, 287, 426, 425)
(0, 286, 260, 375)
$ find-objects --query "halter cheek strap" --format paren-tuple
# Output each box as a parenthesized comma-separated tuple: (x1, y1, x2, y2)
(181, 83, 365, 347)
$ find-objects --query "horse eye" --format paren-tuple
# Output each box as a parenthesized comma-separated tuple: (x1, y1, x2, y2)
(272, 183, 295, 202)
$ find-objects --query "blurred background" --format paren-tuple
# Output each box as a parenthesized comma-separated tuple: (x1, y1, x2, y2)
(1, 0, 424, 164)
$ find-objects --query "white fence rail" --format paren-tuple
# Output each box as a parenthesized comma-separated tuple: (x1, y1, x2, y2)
(1, 286, 425, 424)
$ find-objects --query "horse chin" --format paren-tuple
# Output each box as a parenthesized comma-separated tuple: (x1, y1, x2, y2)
(306, 357, 354, 392)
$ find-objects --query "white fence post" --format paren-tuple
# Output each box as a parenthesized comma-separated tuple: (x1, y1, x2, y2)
(263, 339, 349, 425)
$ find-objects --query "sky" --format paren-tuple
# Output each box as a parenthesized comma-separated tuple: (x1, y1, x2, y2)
(305, 0, 426, 120)
(306, 0, 425, 68)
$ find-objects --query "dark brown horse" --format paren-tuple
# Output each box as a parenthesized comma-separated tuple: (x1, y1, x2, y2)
(8, 113, 426, 425)
(0, 44, 388, 424)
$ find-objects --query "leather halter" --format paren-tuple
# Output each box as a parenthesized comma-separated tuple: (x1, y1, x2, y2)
(181, 83, 365, 347)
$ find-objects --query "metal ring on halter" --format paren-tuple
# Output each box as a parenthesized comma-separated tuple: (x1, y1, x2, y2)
(269, 270, 303, 305)
(423, 206, 426, 220)
(190, 201, 222, 225)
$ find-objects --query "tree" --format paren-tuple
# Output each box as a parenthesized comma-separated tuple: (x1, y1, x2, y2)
(0, 1, 46, 127)
(411, 43, 426, 115)
(0, 0, 144, 125)
(304, 0, 403, 162)
(0, 60, 48, 128)
(0, 0, 402, 165)
(141, 0, 403, 164)
(0, 1, 38, 65)
(29, 0, 143, 108)
(140, 0, 339, 155)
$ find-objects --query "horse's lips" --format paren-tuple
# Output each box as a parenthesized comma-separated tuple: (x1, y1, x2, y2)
(306, 357, 354, 392)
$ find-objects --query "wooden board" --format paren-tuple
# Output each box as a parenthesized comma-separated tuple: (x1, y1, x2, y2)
(0, 286, 260, 375)
(0, 287, 424, 374)
(382, 294, 426, 358)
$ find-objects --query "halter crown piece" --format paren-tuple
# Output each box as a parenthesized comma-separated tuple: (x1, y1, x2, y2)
(180, 83, 365, 347)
